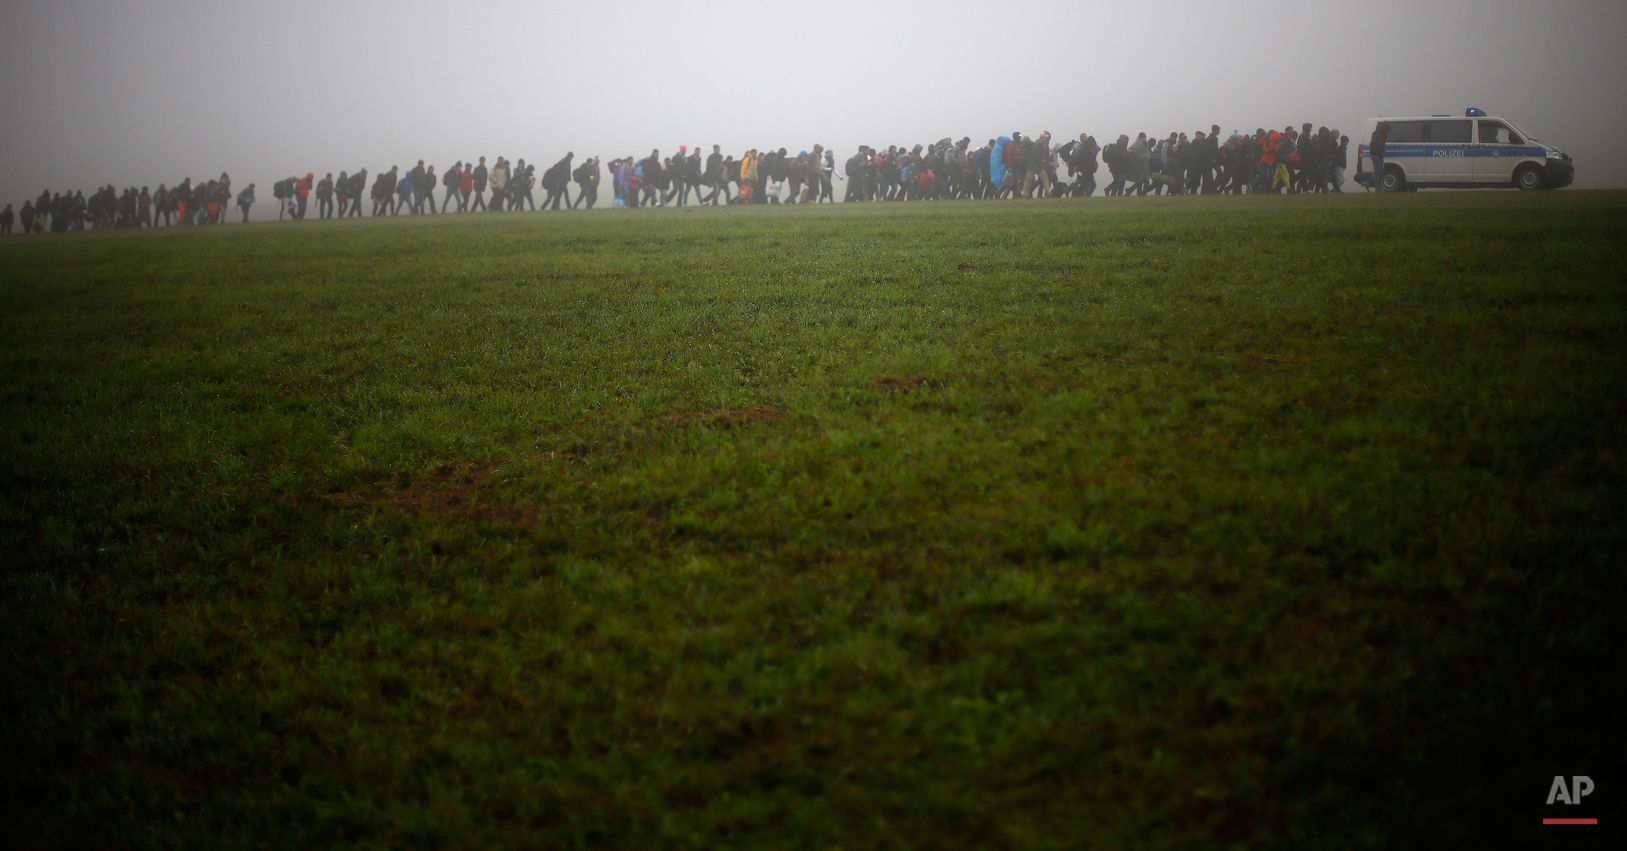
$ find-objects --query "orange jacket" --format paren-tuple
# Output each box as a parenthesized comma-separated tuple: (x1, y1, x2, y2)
(1259, 131, 1280, 164)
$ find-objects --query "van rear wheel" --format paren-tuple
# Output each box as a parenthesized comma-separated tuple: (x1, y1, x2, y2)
(1377, 166, 1406, 193)
(1514, 165, 1544, 191)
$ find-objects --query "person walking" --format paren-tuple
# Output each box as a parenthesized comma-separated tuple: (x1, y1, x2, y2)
(371, 168, 395, 216)
(543, 153, 573, 210)
(1367, 122, 1388, 191)
(315, 173, 334, 219)
(395, 170, 415, 214)
(458, 164, 473, 211)
(442, 162, 463, 212)
(470, 156, 488, 211)
(514, 161, 535, 210)
(344, 170, 367, 217)
(294, 173, 312, 219)
(572, 156, 600, 209)
(488, 157, 508, 211)
(1331, 134, 1348, 192)
(0, 204, 12, 236)
(237, 184, 255, 222)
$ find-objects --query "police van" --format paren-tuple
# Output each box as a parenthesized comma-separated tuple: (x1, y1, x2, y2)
(1356, 109, 1574, 191)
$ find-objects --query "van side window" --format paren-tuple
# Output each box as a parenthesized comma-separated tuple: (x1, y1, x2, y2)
(1386, 121, 1426, 142)
(1479, 121, 1524, 145)
(1427, 120, 1472, 143)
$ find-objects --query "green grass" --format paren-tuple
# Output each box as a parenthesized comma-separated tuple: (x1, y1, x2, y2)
(3, 193, 1625, 849)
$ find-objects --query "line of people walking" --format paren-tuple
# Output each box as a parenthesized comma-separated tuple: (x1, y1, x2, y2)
(0, 120, 1357, 235)
(2, 173, 253, 234)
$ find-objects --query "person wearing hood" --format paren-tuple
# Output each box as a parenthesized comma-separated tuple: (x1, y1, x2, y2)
(1021, 131, 1054, 199)
(395, 170, 415, 214)
(1124, 134, 1152, 195)
(615, 158, 636, 207)
(699, 145, 726, 206)
(543, 153, 573, 210)
(1101, 136, 1128, 196)
(371, 168, 396, 216)
(295, 173, 313, 219)
(572, 156, 600, 209)
(174, 178, 194, 225)
(458, 164, 473, 211)
(739, 149, 757, 192)
(237, 183, 255, 222)
(662, 146, 691, 206)
(469, 157, 488, 211)
(443, 162, 465, 212)
(1367, 123, 1388, 192)
(1072, 133, 1099, 196)
(315, 173, 334, 219)
(514, 162, 536, 210)
(488, 157, 508, 211)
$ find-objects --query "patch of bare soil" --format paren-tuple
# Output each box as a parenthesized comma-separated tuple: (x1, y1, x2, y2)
(869, 375, 926, 394)
(671, 406, 787, 429)
(317, 460, 526, 523)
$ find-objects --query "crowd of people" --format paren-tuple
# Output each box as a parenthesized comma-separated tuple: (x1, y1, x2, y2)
(0, 173, 252, 234)
(0, 121, 1356, 235)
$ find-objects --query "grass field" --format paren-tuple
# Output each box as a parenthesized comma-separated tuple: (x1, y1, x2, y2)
(3, 192, 1625, 849)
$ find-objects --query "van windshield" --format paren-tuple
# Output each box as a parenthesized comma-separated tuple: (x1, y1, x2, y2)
(1505, 121, 1541, 145)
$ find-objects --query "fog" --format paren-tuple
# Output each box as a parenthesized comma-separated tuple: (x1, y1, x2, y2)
(2, 0, 1624, 220)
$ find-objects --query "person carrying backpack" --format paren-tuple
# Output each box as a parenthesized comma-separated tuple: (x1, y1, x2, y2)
(272, 177, 292, 219)
(344, 169, 367, 217)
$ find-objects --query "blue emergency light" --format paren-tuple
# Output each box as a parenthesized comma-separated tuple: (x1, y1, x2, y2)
(1466, 107, 1486, 116)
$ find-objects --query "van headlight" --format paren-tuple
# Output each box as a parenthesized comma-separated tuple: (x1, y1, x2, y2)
(1546, 150, 1567, 160)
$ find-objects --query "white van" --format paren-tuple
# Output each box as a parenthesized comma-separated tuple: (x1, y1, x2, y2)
(1355, 110, 1574, 191)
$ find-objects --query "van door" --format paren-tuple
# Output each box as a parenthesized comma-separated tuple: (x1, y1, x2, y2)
(1474, 120, 1526, 184)
(1424, 120, 1473, 182)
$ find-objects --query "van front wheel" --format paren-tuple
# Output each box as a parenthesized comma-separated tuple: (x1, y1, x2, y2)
(1377, 166, 1406, 193)
(1514, 165, 1545, 191)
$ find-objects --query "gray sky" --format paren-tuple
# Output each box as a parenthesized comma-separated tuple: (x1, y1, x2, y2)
(3, 0, 1624, 218)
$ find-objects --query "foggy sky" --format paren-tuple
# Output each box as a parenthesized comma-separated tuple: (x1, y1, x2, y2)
(2, 0, 1625, 220)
